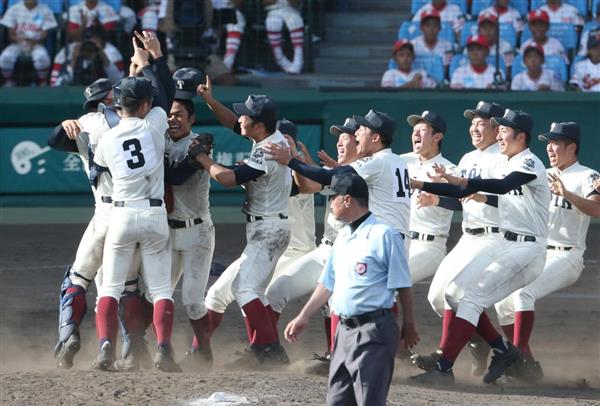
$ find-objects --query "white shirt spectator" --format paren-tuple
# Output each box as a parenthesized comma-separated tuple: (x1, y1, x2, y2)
(120, 5, 137, 34)
(479, 5, 524, 32)
(1, 1, 57, 40)
(50, 42, 124, 86)
(412, 2, 465, 32)
(450, 63, 499, 88)
(381, 67, 437, 88)
(520, 37, 567, 62)
(464, 38, 514, 66)
(538, 3, 583, 26)
(511, 69, 564, 90)
(66, 1, 119, 31)
(412, 35, 454, 66)
(570, 57, 600, 92)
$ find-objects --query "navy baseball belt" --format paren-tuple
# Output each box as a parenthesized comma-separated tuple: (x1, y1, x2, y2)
(168, 218, 203, 229)
(323, 239, 334, 246)
(339, 308, 391, 329)
(113, 199, 163, 208)
(504, 231, 536, 243)
(246, 213, 288, 222)
(547, 245, 572, 251)
(101, 196, 113, 203)
(409, 231, 435, 241)
(464, 226, 500, 235)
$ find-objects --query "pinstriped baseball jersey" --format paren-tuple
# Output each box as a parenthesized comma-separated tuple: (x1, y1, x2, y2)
(511, 69, 564, 91)
(547, 163, 599, 250)
(380, 68, 437, 88)
(570, 58, 600, 92)
(479, 6, 524, 32)
(66, 1, 119, 29)
(165, 131, 211, 219)
(538, 3, 583, 25)
(411, 35, 454, 66)
(451, 64, 499, 89)
(286, 192, 316, 252)
(412, 3, 465, 32)
(402, 152, 459, 236)
(0, 2, 57, 40)
(520, 37, 566, 61)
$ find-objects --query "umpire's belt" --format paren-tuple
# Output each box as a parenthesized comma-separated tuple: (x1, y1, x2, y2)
(339, 309, 390, 329)
(168, 218, 203, 229)
(547, 245, 572, 251)
(409, 231, 435, 241)
(246, 213, 288, 222)
(504, 231, 536, 243)
(101, 196, 113, 204)
(113, 199, 163, 208)
(464, 226, 500, 235)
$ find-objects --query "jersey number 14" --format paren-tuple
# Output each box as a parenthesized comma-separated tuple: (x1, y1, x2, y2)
(395, 168, 410, 198)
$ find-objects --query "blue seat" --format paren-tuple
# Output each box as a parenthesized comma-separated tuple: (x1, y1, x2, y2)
(521, 23, 578, 50)
(388, 54, 445, 83)
(398, 21, 455, 43)
(459, 21, 517, 48)
(411, 0, 468, 15)
(69, 0, 121, 13)
(449, 54, 506, 77)
(594, 0, 600, 16)
(471, 0, 528, 16)
(531, 0, 587, 16)
(512, 53, 568, 81)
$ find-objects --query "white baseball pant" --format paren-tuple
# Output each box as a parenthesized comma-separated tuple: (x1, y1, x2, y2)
(205, 218, 291, 312)
(170, 217, 215, 320)
(226, 9, 245, 33)
(0, 44, 50, 72)
(265, 6, 304, 32)
(495, 248, 584, 325)
(408, 237, 447, 284)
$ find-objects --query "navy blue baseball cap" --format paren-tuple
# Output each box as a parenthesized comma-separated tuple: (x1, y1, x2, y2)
(330, 172, 369, 199)
(276, 119, 297, 141)
(112, 80, 122, 108)
(330, 117, 360, 137)
(464, 101, 506, 120)
(353, 109, 396, 140)
(538, 122, 580, 144)
(407, 110, 447, 134)
(120, 77, 153, 103)
(173, 67, 203, 100)
(492, 109, 534, 135)
(233, 95, 277, 125)
(83, 78, 112, 111)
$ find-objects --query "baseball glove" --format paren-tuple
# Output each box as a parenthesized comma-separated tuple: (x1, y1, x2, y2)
(187, 133, 214, 162)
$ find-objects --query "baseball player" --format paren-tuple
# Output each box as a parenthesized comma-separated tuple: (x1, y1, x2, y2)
(570, 29, 600, 93)
(494, 122, 600, 382)
(577, 5, 600, 56)
(381, 40, 437, 89)
(411, 0, 465, 36)
(188, 92, 292, 366)
(451, 35, 501, 90)
(410, 101, 506, 376)
(536, 0, 584, 26)
(475, 12, 515, 69)
(519, 10, 567, 62)
(263, 0, 304, 74)
(0, 0, 57, 86)
(212, 0, 246, 70)
(411, 10, 453, 68)
(411, 108, 550, 385)
(478, 0, 524, 33)
(511, 45, 564, 91)
(66, 0, 119, 41)
(401, 111, 458, 284)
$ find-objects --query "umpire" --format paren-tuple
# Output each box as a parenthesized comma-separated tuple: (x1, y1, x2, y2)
(284, 172, 418, 406)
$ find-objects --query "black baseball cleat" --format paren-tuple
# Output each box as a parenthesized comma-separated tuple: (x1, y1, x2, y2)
(154, 344, 182, 373)
(55, 334, 81, 370)
(259, 343, 290, 366)
(483, 342, 521, 384)
(304, 352, 330, 376)
(179, 347, 213, 372)
(226, 343, 289, 370)
(507, 357, 544, 383)
(468, 336, 491, 376)
(410, 349, 442, 371)
(91, 341, 115, 371)
(410, 366, 455, 386)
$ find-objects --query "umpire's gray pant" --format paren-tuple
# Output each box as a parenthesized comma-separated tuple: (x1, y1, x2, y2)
(327, 310, 398, 406)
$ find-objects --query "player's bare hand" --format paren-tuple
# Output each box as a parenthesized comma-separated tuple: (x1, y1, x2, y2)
(318, 150, 339, 168)
(283, 135, 298, 157)
(416, 191, 439, 208)
(131, 36, 149, 67)
(196, 75, 213, 101)
(593, 177, 600, 193)
(298, 142, 316, 165)
(400, 321, 419, 350)
(62, 119, 82, 139)
(548, 173, 566, 196)
(284, 314, 308, 343)
(135, 30, 162, 59)
(263, 142, 292, 165)
(461, 193, 487, 204)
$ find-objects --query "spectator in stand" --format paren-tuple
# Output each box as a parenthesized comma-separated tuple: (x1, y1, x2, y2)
(412, 0, 465, 39)
(475, 12, 514, 70)
(511, 45, 564, 91)
(264, 0, 305, 74)
(520, 10, 567, 62)
(0, 0, 57, 86)
(212, 0, 246, 71)
(451, 35, 501, 89)
(478, 0, 524, 33)
(120, 4, 137, 35)
(66, 0, 119, 41)
(50, 25, 124, 86)
(570, 29, 600, 92)
(411, 9, 454, 69)
(536, 0, 583, 26)
(577, 4, 600, 57)
(381, 40, 437, 88)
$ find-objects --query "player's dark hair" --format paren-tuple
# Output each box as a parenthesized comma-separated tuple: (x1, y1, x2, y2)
(176, 99, 195, 118)
(354, 196, 369, 208)
(253, 118, 277, 133)
(121, 95, 152, 115)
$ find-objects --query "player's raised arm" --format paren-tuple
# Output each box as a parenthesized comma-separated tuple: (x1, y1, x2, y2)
(196, 75, 239, 130)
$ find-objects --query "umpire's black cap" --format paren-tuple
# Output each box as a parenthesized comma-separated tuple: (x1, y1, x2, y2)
(276, 119, 297, 141)
(407, 110, 447, 134)
(464, 101, 505, 120)
(83, 78, 112, 112)
(330, 117, 360, 137)
(233, 95, 277, 125)
(330, 171, 369, 199)
(538, 122, 580, 144)
(353, 110, 396, 141)
(492, 109, 534, 135)
(173, 67, 203, 100)
(120, 77, 153, 104)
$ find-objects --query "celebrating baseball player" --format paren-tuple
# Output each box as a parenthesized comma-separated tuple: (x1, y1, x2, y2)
(410, 108, 550, 385)
(494, 122, 600, 382)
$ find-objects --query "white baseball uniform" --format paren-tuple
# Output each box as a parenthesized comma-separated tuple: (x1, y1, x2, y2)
(411, 35, 454, 66)
(519, 37, 567, 61)
(445, 148, 550, 326)
(479, 6, 524, 32)
(463, 38, 514, 67)
(427, 143, 506, 316)
(66, 1, 119, 31)
(205, 131, 292, 313)
(94, 107, 172, 303)
(511, 68, 565, 90)
(451, 63, 500, 89)
(402, 152, 458, 283)
(165, 131, 215, 320)
(381, 67, 437, 88)
(0, 1, 57, 76)
(577, 24, 600, 56)
(570, 57, 600, 92)
(412, 2, 465, 32)
(495, 163, 599, 325)
(537, 3, 584, 25)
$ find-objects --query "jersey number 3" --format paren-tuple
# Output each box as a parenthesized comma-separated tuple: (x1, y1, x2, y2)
(395, 168, 410, 198)
(123, 139, 146, 169)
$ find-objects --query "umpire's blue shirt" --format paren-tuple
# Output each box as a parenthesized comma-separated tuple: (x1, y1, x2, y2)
(319, 213, 411, 318)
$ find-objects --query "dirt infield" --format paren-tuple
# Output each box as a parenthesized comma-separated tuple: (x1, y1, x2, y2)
(1, 222, 599, 405)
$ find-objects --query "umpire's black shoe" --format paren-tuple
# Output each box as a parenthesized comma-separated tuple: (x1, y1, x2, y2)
(468, 336, 491, 376)
(55, 334, 81, 370)
(179, 347, 213, 372)
(154, 344, 182, 373)
(410, 365, 455, 386)
(91, 341, 115, 371)
(483, 342, 520, 384)
(410, 349, 442, 371)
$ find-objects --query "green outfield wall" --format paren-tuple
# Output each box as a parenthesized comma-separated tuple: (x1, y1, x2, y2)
(1, 87, 599, 206)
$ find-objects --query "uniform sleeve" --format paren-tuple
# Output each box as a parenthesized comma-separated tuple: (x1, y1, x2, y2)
(42, 7, 58, 30)
(93, 138, 107, 167)
(350, 157, 382, 182)
(385, 230, 411, 289)
(381, 70, 395, 87)
(584, 171, 600, 197)
(146, 107, 169, 138)
(1, 6, 17, 28)
(318, 247, 336, 292)
(244, 146, 268, 172)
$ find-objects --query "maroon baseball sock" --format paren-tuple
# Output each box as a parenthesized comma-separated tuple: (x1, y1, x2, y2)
(121, 294, 146, 334)
(142, 296, 154, 330)
(323, 316, 332, 353)
(153, 299, 174, 347)
(189, 315, 211, 350)
(439, 309, 455, 350)
(501, 323, 515, 342)
(96, 296, 119, 345)
(330, 314, 340, 352)
(242, 299, 278, 346)
(476, 311, 501, 343)
(65, 286, 87, 329)
(441, 317, 477, 362)
(243, 316, 256, 343)
(266, 305, 280, 341)
(514, 311, 535, 360)
(207, 309, 224, 336)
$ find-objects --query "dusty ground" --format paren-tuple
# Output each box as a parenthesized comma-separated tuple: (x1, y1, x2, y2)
(0, 222, 599, 405)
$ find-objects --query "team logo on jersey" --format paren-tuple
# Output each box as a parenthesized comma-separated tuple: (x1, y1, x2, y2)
(591, 172, 599, 182)
(522, 158, 535, 171)
(355, 262, 368, 275)
(354, 156, 373, 167)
